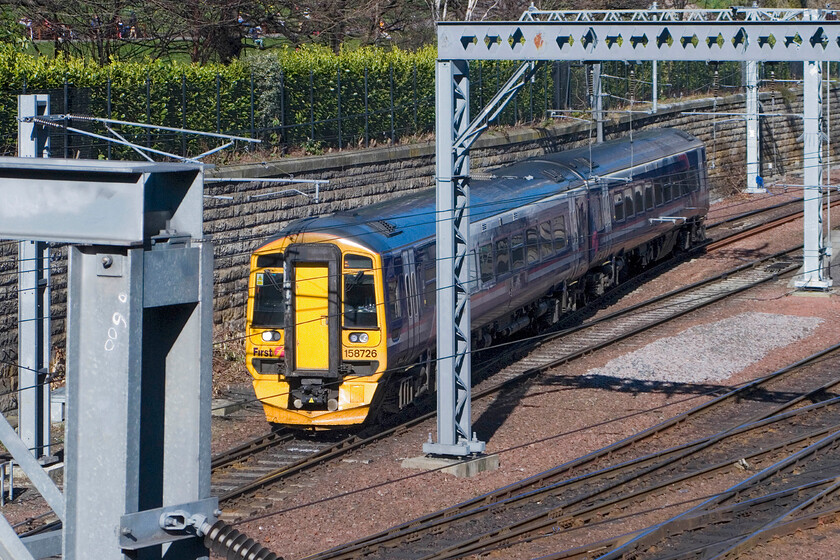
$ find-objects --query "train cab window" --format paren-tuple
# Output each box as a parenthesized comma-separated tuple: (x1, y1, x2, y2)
(252, 270, 285, 327)
(495, 238, 510, 275)
(539, 222, 553, 259)
(624, 189, 634, 218)
(526, 228, 539, 264)
(511, 234, 525, 270)
(479, 244, 494, 283)
(256, 253, 284, 269)
(553, 217, 568, 251)
(344, 273, 377, 328)
(644, 183, 654, 210)
(344, 254, 373, 269)
(634, 187, 644, 214)
(614, 193, 624, 222)
(680, 173, 691, 196)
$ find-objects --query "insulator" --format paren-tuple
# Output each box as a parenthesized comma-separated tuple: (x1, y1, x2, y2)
(771, 70, 776, 84)
(629, 69, 636, 102)
(587, 65, 594, 98)
(201, 519, 282, 560)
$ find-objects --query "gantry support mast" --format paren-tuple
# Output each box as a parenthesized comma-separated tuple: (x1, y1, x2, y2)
(429, 6, 839, 457)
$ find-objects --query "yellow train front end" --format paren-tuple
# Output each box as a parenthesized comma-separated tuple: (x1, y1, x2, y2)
(245, 233, 388, 428)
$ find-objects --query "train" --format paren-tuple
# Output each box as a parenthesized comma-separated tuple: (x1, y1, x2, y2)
(244, 128, 710, 428)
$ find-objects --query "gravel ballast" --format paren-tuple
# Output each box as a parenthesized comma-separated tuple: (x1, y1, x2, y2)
(584, 312, 823, 383)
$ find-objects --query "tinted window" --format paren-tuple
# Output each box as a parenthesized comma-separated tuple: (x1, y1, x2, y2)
(495, 239, 509, 275)
(511, 234, 524, 270)
(614, 193, 624, 222)
(644, 183, 654, 210)
(256, 253, 283, 269)
(252, 271, 285, 327)
(540, 222, 553, 259)
(624, 189, 634, 217)
(479, 244, 493, 283)
(387, 275, 401, 319)
(663, 181, 672, 202)
(344, 254, 373, 269)
(654, 179, 664, 206)
(554, 216, 567, 251)
(634, 187, 644, 214)
(344, 273, 377, 327)
(526, 228, 539, 264)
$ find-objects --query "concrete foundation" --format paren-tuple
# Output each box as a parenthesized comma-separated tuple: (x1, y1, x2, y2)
(401, 453, 500, 478)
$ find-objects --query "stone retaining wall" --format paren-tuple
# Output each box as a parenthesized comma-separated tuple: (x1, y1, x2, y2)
(0, 87, 834, 409)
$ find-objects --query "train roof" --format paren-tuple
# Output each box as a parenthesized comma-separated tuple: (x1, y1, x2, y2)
(271, 128, 703, 255)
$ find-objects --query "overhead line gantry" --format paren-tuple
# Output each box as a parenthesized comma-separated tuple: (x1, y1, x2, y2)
(427, 6, 839, 458)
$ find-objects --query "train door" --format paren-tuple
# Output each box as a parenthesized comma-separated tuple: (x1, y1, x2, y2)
(401, 249, 421, 352)
(284, 244, 341, 377)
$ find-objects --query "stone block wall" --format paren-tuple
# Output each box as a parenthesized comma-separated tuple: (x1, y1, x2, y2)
(0, 86, 835, 409)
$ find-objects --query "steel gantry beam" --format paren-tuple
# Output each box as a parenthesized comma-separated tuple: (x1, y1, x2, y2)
(430, 7, 838, 457)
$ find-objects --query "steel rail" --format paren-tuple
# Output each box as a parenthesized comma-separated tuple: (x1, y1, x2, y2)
(308, 368, 840, 560)
(418, 400, 840, 560)
(539, 480, 840, 559)
(600, 430, 840, 559)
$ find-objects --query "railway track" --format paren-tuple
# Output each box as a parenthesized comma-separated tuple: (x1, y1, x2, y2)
(212, 199, 809, 518)
(308, 344, 840, 560)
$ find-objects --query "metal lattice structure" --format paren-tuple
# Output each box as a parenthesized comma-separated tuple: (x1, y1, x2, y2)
(428, 7, 837, 457)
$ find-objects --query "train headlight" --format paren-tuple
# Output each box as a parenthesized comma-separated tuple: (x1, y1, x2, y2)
(261, 330, 281, 342)
(348, 332, 369, 344)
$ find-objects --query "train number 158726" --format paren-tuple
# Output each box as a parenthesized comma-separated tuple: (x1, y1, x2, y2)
(343, 348, 378, 359)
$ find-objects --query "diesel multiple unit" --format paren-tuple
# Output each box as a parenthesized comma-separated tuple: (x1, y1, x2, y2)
(245, 128, 710, 428)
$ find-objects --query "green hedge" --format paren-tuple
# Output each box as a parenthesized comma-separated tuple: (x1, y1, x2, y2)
(0, 43, 561, 159)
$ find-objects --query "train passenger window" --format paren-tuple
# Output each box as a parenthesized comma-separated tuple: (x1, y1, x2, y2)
(252, 271, 285, 327)
(423, 270, 436, 307)
(554, 217, 568, 251)
(540, 222, 553, 259)
(680, 173, 691, 196)
(663, 181, 672, 202)
(624, 189, 634, 218)
(654, 179, 664, 206)
(387, 275, 401, 319)
(690, 170, 701, 191)
(644, 183, 654, 210)
(479, 244, 494, 283)
(344, 254, 373, 269)
(526, 229, 539, 264)
(511, 234, 524, 270)
(614, 193, 624, 222)
(344, 273, 377, 328)
(495, 238, 509, 275)
(634, 187, 644, 214)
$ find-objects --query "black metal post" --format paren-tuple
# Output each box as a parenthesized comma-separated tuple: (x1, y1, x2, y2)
(280, 69, 286, 145)
(145, 75, 151, 148)
(413, 62, 418, 133)
(337, 65, 342, 150)
(309, 70, 315, 141)
(63, 78, 68, 158)
(389, 63, 395, 144)
(250, 71, 255, 143)
(216, 74, 221, 134)
(364, 64, 369, 148)
(182, 74, 187, 156)
(107, 77, 112, 160)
